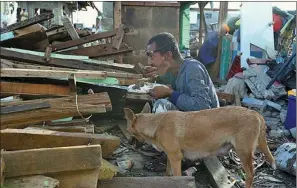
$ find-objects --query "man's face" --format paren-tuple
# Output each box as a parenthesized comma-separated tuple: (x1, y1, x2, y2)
(146, 42, 169, 70)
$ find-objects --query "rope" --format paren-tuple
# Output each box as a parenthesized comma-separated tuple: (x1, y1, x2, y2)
(75, 95, 92, 122)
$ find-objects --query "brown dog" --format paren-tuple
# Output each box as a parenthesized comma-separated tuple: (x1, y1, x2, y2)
(124, 103, 276, 188)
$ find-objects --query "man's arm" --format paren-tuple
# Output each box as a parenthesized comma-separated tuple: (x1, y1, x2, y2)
(169, 64, 213, 111)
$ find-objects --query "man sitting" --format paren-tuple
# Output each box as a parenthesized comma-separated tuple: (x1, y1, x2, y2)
(140, 32, 220, 172)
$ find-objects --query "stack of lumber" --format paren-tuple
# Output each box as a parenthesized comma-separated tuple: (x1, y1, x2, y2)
(0, 13, 139, 188)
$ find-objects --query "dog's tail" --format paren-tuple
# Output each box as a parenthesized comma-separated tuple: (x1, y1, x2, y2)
(257, 114, 276, 169)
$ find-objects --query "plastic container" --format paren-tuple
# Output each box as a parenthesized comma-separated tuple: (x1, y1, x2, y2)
(285, 95, 296, 130)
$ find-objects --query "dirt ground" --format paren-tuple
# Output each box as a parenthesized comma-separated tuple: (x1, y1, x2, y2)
(97, 120, 296, 188)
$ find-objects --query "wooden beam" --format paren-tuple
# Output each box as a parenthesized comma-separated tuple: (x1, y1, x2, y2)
(61, 16, 81, 41)
(0, 102, 51, 115)
(0, 59, 142, 78)
(3, 175, 59, 188)
(0, 81, 71, 97)
(1, 68, 105, 79)
(209, 2, 228, 79)
(27, 125, 88, 133)
(98, 177, 196, 188)
(0, 13, 54, 34)
(60, 43, 133, 58)
(1, 145, 102, 178)
(1, 129, 120, 157)
(190, 7, 240, 12)
(0, 93, 111, 129)
(114, 2, 122, 29)
(1, 68, 142, 80)
(0, 47, 137, 73)
(51, 30, 118, 52)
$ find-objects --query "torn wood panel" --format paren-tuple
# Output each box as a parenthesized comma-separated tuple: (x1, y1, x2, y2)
(1, 145, 102, 178)
(0, 102, 51, 115)
(0, 158, 4, 186)
(1, 68, 108, 79)
(3, 175, 59, 188)
(1, 93, 111, 129)
(60, 43, 133, 58)
(0, 47, 137, 73)
(0, 81, 70, 97)
(51, 30, 118, 52)
(0, 13, 54, 34)
(49, 168, 100, 188)
(1, 129, 120, 157)
(98, 177, 196, 188)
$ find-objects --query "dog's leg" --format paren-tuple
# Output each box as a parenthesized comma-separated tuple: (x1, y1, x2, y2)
(166, 158, 172, 176)
(236, 151, 254, 188)
(167, 151, 183, 176)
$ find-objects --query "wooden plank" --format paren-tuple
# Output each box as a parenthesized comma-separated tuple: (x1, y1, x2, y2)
(121, 2, 180, 7)
(0, 81, 71, 97)
(98, 177, 196, 188)
(3, 47, 89, 60)
(49, 168, 100, 188)
(28, 125, 87, 133)
(43, 119, 91, 126)
(126, 92, 152, 101)
(203, 156, 233, 188)
(0, 93, 111, 129)
(0, 47, 137, 73)
(1, 68, 107, 79)
(0, 102, 51, 115)
(60, 43, 133, 58)
(51, 30, 118, 52)
(3, 175, 59, 188)
(61, 16, 80, 40)
(0, 59, 141, 78)
(0, 158, 4, 186)
(1, 67, 142, 80)
(0, 13, 54, 34)
(1, 145, 102, 178)
(1, 129, 120, 157)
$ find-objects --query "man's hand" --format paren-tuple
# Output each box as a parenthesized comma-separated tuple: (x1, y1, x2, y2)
(143, 66, 157, 78)
(149, 86, 173, 99)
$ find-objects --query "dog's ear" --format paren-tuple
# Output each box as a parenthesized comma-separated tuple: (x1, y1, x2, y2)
(141, 102, 151, 114)
(123, 108, 136, 122)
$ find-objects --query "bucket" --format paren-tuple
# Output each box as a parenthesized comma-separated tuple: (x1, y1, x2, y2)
(285, 95, 296, 130)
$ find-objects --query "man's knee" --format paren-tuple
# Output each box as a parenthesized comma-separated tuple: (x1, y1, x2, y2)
(152, 99, 178, 113)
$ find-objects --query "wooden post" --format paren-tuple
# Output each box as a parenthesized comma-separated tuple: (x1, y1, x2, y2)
(114, 1, 123, 64)
(198, 2, 208, 47)
(208, 2, 228, 80)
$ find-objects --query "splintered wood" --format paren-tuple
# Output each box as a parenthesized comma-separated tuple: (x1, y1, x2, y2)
(1, 93, 111, 129)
